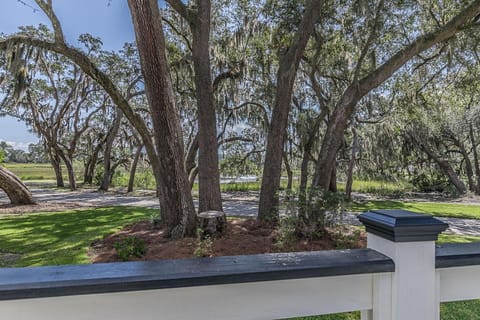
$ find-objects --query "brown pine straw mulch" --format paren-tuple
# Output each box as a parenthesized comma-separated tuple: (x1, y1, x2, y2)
(89, 219, 366, 263)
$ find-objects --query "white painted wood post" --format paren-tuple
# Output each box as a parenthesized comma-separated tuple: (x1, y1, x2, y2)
(359, 210, 448, 320)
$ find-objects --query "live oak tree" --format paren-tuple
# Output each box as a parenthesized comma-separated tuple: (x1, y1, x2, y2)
(128, 0, 197, 237)
(0, 0, 195, 237)
(311, 0, 480, 191)
(258, 0, 323, 222)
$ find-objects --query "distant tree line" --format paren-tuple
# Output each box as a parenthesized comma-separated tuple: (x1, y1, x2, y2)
(0, 141, 48, 163)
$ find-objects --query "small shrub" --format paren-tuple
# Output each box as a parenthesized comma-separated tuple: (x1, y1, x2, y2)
(410, 172, 451, 193)
(330, 228, 363, 249)
(149, 213, 162, 229)
(274, 215, 297, 250)
(111, 171, 129, 187)
(113, 236, 147, 261)
(194, 235, 214, 257)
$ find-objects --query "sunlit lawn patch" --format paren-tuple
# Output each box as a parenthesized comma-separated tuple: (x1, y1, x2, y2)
(349, 200, 480, 220)
(0, 206, 157, 267)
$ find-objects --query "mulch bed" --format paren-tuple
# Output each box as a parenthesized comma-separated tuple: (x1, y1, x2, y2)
(89, 219, 366, 263)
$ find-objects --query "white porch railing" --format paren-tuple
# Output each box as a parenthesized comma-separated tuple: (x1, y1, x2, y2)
(0, 210, 479, 320)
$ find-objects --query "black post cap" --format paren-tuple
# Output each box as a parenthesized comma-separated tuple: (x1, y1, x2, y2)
(358, 209, 449, 242)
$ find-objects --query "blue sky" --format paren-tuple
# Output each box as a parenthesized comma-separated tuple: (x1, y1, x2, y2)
(0, 0, 135, 150)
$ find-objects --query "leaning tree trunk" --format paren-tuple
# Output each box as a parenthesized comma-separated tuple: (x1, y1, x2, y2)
(129, 0, 197, 238)
(127, 144, 143, 193)
(50, 153, 64, 188)
(63, 157, 77, 191)
(450, 133, 476, 193)
(258, 0, 323, 223)
(100, 109, 123, 191)
(0, 166, 36, 205)
(416, 139, 467, 195)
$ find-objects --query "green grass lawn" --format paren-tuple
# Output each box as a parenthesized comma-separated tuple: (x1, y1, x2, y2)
(0, 204, 479, 319)
(349, 200, 480, 220)
(291, 299, 480, 320)
(0, 206, 157, 267)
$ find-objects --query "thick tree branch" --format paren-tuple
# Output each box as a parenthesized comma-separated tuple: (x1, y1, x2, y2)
(165, 0, 196, 25)
(358, 0, 480, 96)
(212, 63, 244, 92)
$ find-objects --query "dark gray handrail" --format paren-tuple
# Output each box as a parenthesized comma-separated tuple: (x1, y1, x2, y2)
(436, 242, 480, 268)
(0, 249, 394, 301)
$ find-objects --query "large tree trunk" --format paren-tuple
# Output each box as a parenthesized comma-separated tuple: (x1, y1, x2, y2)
(258, 0, 323, 222)
(100, 109, 123, 191)
(191, 0, 223, 212)
(128, 0, 196, 238)
(312, 1, 480, 190)
(0, 166, 36, 205)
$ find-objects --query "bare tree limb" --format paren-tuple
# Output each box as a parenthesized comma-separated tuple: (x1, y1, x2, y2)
(34, 0, 65, 43)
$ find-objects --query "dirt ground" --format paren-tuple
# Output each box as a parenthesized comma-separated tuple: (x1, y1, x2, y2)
(89, 219, 366, 263)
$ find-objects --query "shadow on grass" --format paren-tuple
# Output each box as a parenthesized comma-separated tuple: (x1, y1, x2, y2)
(0, 206, 157, 267)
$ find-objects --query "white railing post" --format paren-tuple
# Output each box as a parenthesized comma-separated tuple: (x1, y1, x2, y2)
(359, 210, 448, 320)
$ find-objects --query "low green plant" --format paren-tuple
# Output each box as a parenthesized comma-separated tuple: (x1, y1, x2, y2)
(194, 235, 214, 257)
(149, 213, 162, 229)
(330, 228, 362, 249)
(275, 215, 297, 250)
(410, 171, 451, 193)
(113, 236, 147, 261)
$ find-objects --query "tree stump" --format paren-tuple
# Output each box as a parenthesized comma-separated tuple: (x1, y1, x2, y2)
(197, 211, 227, 239)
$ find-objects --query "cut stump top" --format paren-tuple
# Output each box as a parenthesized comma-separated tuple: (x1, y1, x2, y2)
(198, 211, 226, 218)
